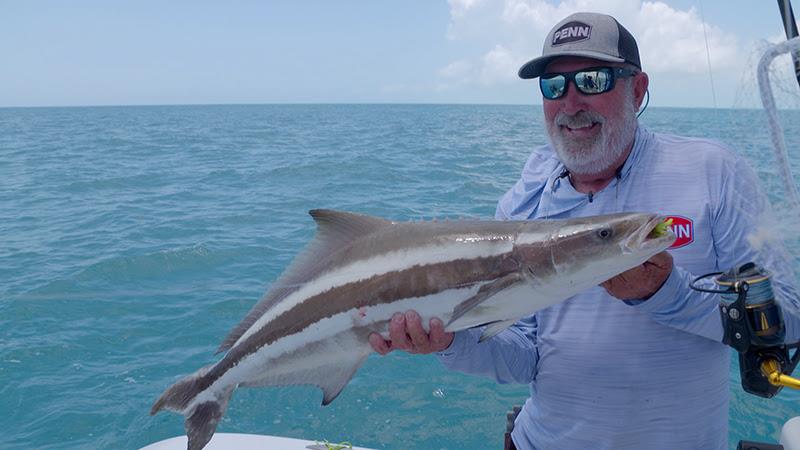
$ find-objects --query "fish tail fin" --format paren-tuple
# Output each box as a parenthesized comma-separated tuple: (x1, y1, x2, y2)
(183, 389, 232, 450)
(150, 366, 233, 450)
(150, 369, 207, 415)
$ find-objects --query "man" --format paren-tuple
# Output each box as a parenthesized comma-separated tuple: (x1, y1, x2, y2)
(369, 12, 800, 449)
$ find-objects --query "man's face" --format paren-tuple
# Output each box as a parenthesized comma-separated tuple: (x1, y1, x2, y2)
(542, 57, 643, 176)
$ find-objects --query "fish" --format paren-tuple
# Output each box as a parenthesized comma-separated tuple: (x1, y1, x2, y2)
(150, 209, 675, 450)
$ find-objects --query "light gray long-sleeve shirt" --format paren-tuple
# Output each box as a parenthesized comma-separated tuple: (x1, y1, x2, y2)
(437, 127, 800, 450)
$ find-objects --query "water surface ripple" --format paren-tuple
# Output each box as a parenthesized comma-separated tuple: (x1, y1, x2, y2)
(2, 105, 799, 449)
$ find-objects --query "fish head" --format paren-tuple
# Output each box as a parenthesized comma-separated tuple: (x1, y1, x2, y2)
(516, 212, 676, 287)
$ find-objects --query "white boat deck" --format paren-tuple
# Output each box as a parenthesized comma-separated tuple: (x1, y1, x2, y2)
(140, 433, 376, 450)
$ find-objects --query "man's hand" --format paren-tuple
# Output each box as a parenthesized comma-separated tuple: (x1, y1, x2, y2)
(368, 310, 454, 355)
(601, 251, 673, 300)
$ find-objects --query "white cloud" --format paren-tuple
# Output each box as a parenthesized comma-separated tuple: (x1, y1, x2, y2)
(437, 46, 518, 89)
(435, 60, 473, 92)
(447, 0, 487, 18)
(439, 0, 742, 86)
(634, 2, 738, 73)
(479, 45, 519, 84)
(438, 59, 473, 79)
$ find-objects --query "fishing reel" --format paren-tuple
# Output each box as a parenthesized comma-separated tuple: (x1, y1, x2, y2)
(690, 262, 800, 398)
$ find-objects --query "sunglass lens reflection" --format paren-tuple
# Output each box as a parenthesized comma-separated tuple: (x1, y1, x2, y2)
(575, 70, 610, 94)
(541, 76, 566, 99)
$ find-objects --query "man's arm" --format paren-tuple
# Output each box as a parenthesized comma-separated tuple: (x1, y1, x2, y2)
(368, 311, 540, 385)
(436, 316, 539, 384)
(603, 155, 800, 342)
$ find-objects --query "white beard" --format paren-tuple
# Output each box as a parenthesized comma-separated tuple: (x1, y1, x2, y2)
(546, 88, 637, 176)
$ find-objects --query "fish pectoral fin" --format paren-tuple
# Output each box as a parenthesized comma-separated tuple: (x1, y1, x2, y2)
(317, 354, 369, 406)
(446, 272, 524, 330)
(478, 319, 518, 343)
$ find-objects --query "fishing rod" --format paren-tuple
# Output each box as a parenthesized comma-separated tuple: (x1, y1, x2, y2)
(778, 0, 800, 88)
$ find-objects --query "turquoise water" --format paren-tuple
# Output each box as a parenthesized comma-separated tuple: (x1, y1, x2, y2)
(2, 104, 800, 449)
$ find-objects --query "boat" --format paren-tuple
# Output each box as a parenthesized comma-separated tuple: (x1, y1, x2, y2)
(140, 433, 375, 450)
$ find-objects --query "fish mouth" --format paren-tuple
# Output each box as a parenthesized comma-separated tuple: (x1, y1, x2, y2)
(624, 215, 676, 253)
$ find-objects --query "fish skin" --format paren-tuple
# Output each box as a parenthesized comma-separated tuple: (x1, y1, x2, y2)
(150, 209, 675, 450)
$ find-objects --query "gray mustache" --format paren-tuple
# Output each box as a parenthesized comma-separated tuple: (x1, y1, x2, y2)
(555, 111, 605, 128)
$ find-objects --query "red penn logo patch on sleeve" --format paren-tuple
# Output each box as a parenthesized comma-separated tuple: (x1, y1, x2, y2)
(665, 215, 694, 249)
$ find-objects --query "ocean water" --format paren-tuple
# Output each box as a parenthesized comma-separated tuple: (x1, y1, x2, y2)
(2, 104, 800, 450)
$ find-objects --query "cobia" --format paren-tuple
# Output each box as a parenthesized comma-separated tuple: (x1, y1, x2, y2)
(151, 210, 675, 450)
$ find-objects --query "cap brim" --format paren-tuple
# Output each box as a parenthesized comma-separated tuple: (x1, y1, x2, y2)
(518, 51, 626, 79)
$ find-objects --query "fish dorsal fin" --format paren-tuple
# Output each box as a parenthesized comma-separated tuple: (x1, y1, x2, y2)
(216, 210, 392, 353)
(308, 209, 392, 245)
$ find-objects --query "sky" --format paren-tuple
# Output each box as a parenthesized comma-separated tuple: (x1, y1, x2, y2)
(1, 0, 798, 108)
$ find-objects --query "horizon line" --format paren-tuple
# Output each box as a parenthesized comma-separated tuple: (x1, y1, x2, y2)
(0, 101, 790, 112)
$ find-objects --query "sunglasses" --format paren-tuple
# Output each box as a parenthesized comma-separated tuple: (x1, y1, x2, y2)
(539, 67, 638, 100)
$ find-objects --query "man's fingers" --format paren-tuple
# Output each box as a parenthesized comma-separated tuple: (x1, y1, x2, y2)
(389, 313, 411, 350)
(368, 332, 390, 355)
(650, 251, 673, 269)
(429, 318, 454, 351)
(600, 251, 674, 300)
(370, 312, 451, 355)
(405, 311, 429, 348)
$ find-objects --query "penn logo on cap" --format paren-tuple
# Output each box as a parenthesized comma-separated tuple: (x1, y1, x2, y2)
(552, 21, 592, 46)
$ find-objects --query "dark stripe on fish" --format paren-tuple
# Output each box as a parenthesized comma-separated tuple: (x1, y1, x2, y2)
(203, 252, 521, 388)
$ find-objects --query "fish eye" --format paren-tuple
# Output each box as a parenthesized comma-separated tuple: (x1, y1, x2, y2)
(596, 227, 613, 240)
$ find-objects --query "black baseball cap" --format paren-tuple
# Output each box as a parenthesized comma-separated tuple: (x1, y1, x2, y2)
(518, 12, 641, 79)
